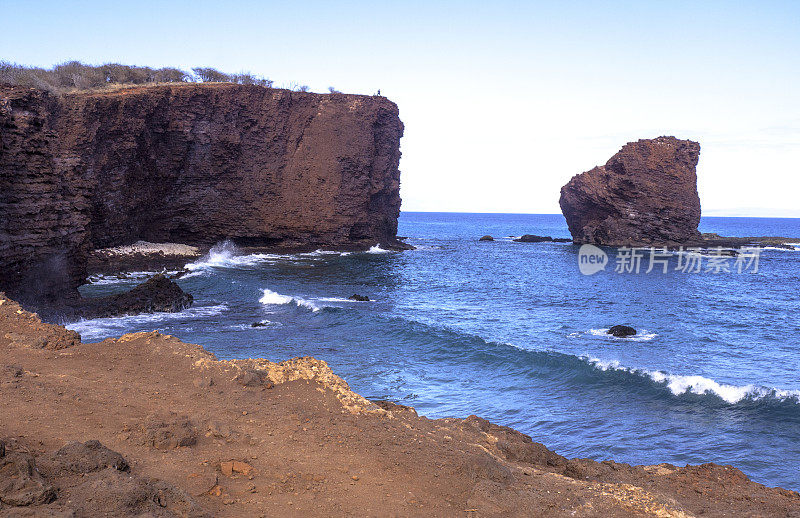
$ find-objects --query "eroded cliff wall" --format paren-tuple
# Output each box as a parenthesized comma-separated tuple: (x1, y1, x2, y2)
(0, 83, 404, 304)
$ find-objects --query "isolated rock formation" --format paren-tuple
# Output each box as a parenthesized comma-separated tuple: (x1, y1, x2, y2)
(559, 136, 702, 246)
(608, 325, 637, 338)
(79, 274, 193, 319)
(0, 83, 405, 305)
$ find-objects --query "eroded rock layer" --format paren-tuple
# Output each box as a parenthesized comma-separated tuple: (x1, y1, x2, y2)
(559, 136, 702, 246)
(0, 83, 404, 304)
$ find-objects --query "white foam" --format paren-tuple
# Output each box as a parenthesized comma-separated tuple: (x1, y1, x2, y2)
(366, 244, 391, 254)
(185, 241, 282, 273)
(259, 289, 320, 312)
(584, 356, 800, 404)
(318, 296, 376, 303)
(85, 271, 170, 285)
(65, 304, 228, 341)
(300, 249, 342, 257)
(584, 328, 658, 342)
(231, 320, 281, 330)
(184, 242, 353, 277)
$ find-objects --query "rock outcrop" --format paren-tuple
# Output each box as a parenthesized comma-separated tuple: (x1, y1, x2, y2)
(513, 235, 572, 243)
(608, 325, 637, 338)
(1, 83, 405, 306)
(559, 136, 702, 246)
(79, 274, 193, 319)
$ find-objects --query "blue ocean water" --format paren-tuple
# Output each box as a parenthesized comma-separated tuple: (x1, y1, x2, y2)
(70, 213, 800, 490)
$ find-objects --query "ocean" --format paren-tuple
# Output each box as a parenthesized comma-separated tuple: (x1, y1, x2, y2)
(68, 212, 800, 490)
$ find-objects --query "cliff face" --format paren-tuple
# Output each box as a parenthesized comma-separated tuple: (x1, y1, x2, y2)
(0, 87, 90, 304)
(0, 83, 404, 304)
(559, 136, 702, 246)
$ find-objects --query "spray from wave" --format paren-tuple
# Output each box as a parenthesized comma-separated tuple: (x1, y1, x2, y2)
(259, 288, 321, 312)
(365, 244, 391, 254)
(184, 241, 357, 277)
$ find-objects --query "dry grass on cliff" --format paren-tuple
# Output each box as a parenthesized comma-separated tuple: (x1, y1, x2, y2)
(0, 60, 274, 95)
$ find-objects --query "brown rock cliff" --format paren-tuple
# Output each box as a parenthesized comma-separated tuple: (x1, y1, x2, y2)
(0, 83, 404, 305)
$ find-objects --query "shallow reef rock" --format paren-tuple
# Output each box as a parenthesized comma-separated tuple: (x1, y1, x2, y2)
(0, 83, 405, 306)
(559, 136, 702, 246)
(608, 325, 637, 338)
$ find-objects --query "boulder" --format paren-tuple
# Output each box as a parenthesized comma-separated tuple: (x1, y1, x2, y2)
(608, 325, 637, 338)
(40, 440, 129, 475)
(559, 136, 702, 246)
(478, 235, 494, 241)
(81, 274, 193, 318)
(0, 450, 56, 506)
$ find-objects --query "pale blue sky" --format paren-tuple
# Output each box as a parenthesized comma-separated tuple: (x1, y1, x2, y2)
(2, 0, 798, 215)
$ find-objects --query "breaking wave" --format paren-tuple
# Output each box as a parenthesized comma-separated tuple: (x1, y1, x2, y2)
(584, 356, 800, 405)
(365, 244, 391, 254)
(184, 241, 358, 277)
(65, 304, 229, 342)
(258, 289, 374, 312)
(259, 288, 323, 312)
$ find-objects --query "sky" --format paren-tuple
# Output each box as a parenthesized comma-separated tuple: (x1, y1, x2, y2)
(2, 0, 798, 216)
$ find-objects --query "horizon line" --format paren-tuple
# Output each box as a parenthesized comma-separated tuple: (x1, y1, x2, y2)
(399, 210, 800, 219)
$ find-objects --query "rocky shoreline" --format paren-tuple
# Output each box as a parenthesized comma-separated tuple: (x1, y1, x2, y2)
(1, 292, 798, 517)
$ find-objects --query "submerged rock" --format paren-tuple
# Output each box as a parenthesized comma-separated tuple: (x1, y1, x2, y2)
(608, 325, 637, 338)
(514, 235, 554, 243)
(479, 235, 494, 241)
(559, 136, 702, 246)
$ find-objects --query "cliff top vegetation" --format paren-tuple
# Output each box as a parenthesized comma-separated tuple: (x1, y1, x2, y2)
(0, 60, 300, 94)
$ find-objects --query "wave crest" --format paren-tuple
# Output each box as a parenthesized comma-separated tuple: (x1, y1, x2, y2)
(259, 289, 320, 312)
(65, 304, 229, 342)
(585, 356, 800, 404)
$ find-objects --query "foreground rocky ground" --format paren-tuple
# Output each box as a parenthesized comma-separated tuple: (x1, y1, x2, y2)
(1, 294, 798, 517)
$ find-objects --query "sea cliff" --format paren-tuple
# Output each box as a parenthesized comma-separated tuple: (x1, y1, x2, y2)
(0, 83, 404, 305)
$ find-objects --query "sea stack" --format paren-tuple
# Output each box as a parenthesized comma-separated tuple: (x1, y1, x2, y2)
(559, 136, 702, 246)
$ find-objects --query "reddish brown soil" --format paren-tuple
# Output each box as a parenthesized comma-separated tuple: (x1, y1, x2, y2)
(1, 293, 798, 517)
